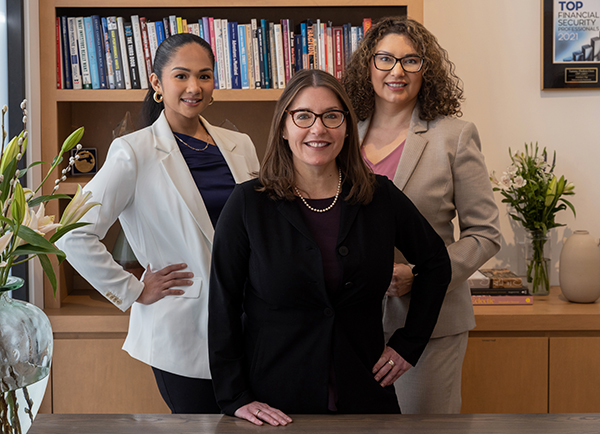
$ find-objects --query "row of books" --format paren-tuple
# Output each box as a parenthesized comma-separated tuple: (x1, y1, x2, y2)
(469, 269, 533, 305)
(56, 15, 373, 91)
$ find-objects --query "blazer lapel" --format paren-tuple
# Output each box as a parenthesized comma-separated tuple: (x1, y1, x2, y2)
(202, 117, 251, 183)
(392, 108, 429, 190)
(153, 113, 215, 243)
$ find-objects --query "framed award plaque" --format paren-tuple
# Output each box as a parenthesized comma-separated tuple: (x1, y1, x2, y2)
(542, 0, 600, 90)
(70, 148, 98, 175)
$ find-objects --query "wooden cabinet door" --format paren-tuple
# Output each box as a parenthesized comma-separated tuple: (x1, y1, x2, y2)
(550, 337, 600, 413)
(461, 337, 548, 413)
(52, 338, 170, 414)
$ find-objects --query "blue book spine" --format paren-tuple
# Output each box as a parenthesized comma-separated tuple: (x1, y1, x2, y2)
(294, 34, 303, 71)
(300, 23, 308, 71)
(155, 21, 165, 46)
(201, 17, 210, 45)
(260, 19, 270, 89)
(343, 24, 351, 67)
(237, 24, 249, 89)
(228, 22, 241, 89)
(198, 20, 204, 40)
(91, 15, 107, 89)
(101, 17, 115, 89)
(60, 16, 72, 89)
(83, 17, 100, 89)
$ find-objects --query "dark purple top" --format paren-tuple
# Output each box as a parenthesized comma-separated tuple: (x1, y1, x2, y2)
(175, 132, 236, 228)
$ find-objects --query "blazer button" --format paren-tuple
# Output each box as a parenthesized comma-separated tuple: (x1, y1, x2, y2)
(338, 246, 349, 256)
(323, 308, 334, 317)
(344, 282, 354, 289)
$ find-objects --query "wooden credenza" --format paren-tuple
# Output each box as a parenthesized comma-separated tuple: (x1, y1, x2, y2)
(462, 286, 600, 414)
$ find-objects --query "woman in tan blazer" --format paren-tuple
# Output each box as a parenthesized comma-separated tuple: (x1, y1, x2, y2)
(342, 17, 501, 414)
(57, 34, 259, 414)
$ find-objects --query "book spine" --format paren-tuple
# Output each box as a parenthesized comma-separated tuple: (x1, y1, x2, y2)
(363, 17, 372, 35)
(229, 22, 241, 89)
(351, 26, 358, 55)
(107, 17, 124, 89)
(60, 16, 72, 89)
(326, 24, 333, 75)
(343, 24, 351, 67)
(221, 19, 232, 89)
(208, 17, 219, 89)
(155, 20, 165, 46)
(56, 17, 63, 88)
(162, 17, 171, 38)
(201, 17, 211, 44)
(147, 21, 158, 65)
(289, 24, 296, 74)
(319, 20, 326, 71)
(471, 288, 530, 296)
(333, 26, 343, 80)
(191, 22, 200, 37)
(176, 16, 183, 34)
(131, 15, 149, 89)
(91, 15, 107, 89)
(281, 19, 291, 84)
(471, 295, 533, 305)
(116, 17, 132, 89)
(124, 23, 141, 89)
(101, 17, 115, 89)
(256, 26, 266, 89)
(306, 20, 315, 70)
(273, 23, 285, 88)
(214, 19, 226, 90)
(76, 17, 92, 89)
(251, 19, 261, 89)
(83, 17, 100, 89)
(244, 24, 255, 89)
(140, 17, 153, 80)
(268, 22, 277, 88)
(67, 17, 82, 89)
(260, 19, 270, 89)
(168, 15, 177, 36)
(237, 24, 249, 90)
(294, 34, 303, 72)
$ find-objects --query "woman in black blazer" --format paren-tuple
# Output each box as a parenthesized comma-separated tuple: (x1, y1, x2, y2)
(208, 69, 450, 426)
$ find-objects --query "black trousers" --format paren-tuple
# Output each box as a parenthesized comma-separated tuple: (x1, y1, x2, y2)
(152, 367, 221, 414)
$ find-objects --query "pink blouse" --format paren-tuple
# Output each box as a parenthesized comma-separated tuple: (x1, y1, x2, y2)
(362, 140, 406, 180)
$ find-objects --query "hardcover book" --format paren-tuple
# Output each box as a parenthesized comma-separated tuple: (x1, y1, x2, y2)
(91, 15, 107, 89)
(56, 17, 63, 88)
(124, 22, 141, 89)
(140, 17, 153, 80)
(75, 17, 92, 89)
(228, 21, 241, 89)
(472, 295, 533, 305)
(101, 17, 116, 89)
(222, 19, 232, 89)
(60, 16, 72, 89)
(470, 287, 530, 296)
(479, 269, 523, 289)
(131, 15, 149, 89)
(117, 17, 132, 89)
(107, 16, 125, 89)
(83, 16, 100, 89)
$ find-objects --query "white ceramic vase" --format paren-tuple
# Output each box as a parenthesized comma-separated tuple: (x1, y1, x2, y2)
(559, 230, 600, 303)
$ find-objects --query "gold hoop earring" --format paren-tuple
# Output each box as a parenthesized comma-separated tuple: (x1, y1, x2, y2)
(209, 96, 214, 105)
(153, 91, 163, 103)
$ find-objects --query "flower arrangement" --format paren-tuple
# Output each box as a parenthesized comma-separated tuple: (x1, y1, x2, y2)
(0, 100, 99, 293)
(490, 142, 575, 294)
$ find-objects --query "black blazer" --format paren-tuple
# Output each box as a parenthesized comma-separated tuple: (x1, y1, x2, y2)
(209, 176, 450, 415)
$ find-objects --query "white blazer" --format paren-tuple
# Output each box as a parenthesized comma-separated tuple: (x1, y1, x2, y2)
(56, 112, 260, 378)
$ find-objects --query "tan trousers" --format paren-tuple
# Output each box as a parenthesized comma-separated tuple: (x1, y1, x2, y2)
(394, 331, 469, 414)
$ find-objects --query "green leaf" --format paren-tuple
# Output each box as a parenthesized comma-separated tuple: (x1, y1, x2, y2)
(27, 161, 47, 169)
(38, 253, 57, 298)
(28, 193, 72, 208)
(562, 198, 576, 217)
(49, 221, 91, 243)
(59, 126, 85, 155)
(0, 215, 14, 226)
(17, 168, 27, 179)
(15, 225, 66, 263)
(0, 158, 17, 202)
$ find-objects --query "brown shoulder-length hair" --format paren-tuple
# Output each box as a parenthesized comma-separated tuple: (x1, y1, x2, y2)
(258, 69, 375, 205)
(342, 16, 464, 122)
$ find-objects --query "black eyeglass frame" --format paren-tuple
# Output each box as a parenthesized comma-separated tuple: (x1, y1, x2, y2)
(285, 109, 349, 129)
(372, 53, 425, 73)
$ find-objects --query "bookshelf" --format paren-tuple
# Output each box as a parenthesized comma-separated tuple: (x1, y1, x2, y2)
(38, 0, 422, 414)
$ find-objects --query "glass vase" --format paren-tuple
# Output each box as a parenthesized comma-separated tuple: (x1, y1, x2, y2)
(1, 276, 53, 434)
(525, 230, 551, 296)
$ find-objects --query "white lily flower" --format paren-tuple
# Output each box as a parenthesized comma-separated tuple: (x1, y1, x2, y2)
(500, 174, 512, 189)
(513, 176, 527, 188)
(0, 232, 13, 256)
(506, 165, 518, 176)
(59, 185, 100, 226)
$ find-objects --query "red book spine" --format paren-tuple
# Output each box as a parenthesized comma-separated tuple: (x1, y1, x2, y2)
(139, 17, 153, 78)
(56, 16, 63, 89)
(208, 17, 217, 57)
(362, 18, 372, 35)
(333, 27, 344, 80)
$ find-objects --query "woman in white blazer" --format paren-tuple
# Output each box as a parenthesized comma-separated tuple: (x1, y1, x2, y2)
(342, 17, 501, 414)
(56, 33, 259, 413)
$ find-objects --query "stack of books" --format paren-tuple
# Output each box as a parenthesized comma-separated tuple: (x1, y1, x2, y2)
(469, 269, 532, 305)
(56, 14, 373, 91)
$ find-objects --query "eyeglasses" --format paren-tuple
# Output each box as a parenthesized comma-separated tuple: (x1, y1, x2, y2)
(286, 109, 348, 129)
(372, 53, 424, 73)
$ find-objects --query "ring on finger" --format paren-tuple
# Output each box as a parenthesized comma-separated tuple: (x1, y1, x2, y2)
(255, 409, 262, 417)
(387, 359, 395, 367)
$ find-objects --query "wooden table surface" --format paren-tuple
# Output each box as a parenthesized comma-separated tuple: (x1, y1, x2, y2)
(29, 413, 600, 433)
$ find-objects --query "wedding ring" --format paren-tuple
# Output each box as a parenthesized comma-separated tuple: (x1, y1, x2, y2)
(387, 359, 396, 367)
(255, 409, 262, 417)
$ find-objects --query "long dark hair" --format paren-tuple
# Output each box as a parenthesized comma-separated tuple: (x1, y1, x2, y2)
(258, 69, 375, 205)
(140, 33, 215, 127)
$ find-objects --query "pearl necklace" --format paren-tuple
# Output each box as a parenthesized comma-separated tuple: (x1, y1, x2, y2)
(294, 169, 342, 213)
(174, 133, 210, 151)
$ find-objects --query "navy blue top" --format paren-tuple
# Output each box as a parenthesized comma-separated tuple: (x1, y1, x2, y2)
(174, 132, 236, 228)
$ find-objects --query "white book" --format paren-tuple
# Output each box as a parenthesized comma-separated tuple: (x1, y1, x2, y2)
(75, 17, 92, 89)
(250, 19, 261, 89)
(221, 19, 232, 89)
(269, 22, 278, 89)
(327, 25, 334, 75)
(245, 24, 255, 89)
(169, 15, 178, 35)
(147, 21, 158, 65)
(273, 24, 285, 89)
(351, 26, 358, 54)
(67, 17, 82, 89)
(116, 17, 132, 90)
(131, 15, 149, 89)
(214, 19, 226, 91)
(320, 22, 327, 72)
(190, 23, 200, 36)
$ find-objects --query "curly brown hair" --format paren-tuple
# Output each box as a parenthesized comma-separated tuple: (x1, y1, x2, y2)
(341, 16, 464, 122)
(258, 69, 375, 205)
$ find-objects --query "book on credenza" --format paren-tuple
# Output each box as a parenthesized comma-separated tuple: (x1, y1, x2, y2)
(479, 268, 523, 288)
(470, 287, 530, 296)
(472, 295, 533, 306)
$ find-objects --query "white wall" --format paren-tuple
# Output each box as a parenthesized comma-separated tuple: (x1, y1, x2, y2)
(424, 0, 600, 283)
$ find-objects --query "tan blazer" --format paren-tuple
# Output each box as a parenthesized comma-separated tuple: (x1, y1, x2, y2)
(359, 107, 501, 338)
(56, 112, 260, 378)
